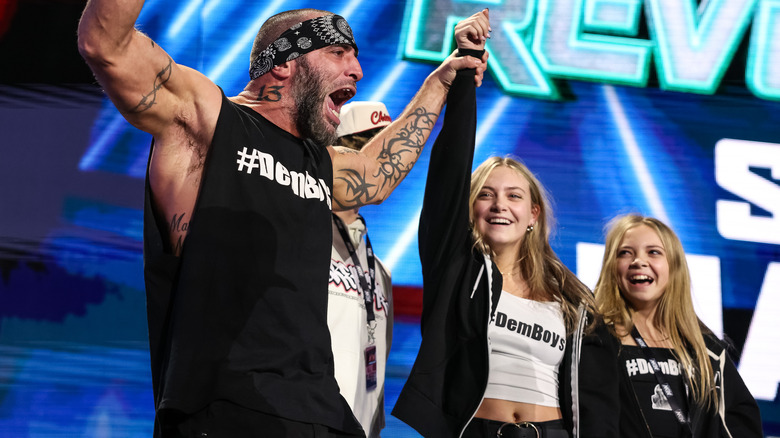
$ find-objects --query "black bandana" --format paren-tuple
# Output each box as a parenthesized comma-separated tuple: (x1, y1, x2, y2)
(249, 14, 358, 80)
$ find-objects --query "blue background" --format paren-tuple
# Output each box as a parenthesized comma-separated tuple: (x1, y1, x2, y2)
(1, 0, 779, 436)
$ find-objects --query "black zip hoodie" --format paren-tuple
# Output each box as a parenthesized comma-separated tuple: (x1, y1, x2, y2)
(610, 332, 763, 437)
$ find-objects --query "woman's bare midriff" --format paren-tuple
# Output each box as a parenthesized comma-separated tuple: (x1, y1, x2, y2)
(474, 398, 563, 423)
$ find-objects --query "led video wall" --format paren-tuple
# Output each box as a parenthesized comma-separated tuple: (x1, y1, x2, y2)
(1, 0, 779, 435)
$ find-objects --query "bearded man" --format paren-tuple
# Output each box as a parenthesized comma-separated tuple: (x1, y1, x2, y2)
(78, 3, 489, 436)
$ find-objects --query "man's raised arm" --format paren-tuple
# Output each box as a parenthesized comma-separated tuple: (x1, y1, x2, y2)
(78, 0, 223, 256)
(77, 0, 220, 138)
(329, 9, 490, 211)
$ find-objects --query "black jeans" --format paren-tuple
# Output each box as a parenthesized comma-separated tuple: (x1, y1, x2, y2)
(463, 418, 571, 438)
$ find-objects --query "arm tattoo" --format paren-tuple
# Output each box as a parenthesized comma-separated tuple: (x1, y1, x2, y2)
(131, 56, 173, 113)
(334, 167, 377, 209)
(334, 107, 436, 208)
(169, 212, 189, 255)
(173, 235, 185, 256)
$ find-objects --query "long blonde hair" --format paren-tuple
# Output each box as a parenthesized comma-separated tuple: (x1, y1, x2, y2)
(469, 156, 596, 333)
(594, 214, 716, 408)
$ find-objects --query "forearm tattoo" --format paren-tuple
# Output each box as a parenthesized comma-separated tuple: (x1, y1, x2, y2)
(131, 56, 173, 113)
(335, 107, 436, 209)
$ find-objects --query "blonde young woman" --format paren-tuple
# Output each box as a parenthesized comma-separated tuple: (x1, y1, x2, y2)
(594, 214, 763, 437)
(392, 12, 617, 438)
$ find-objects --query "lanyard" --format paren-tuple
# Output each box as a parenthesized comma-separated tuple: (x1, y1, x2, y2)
(332, 214, 376, 327)
(631, 326, 692, 431)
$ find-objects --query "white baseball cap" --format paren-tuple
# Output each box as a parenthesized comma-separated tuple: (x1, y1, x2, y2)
(336, 101, 393, 138)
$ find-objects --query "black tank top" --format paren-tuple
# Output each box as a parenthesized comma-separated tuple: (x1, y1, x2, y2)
(144, 91, 361, 434)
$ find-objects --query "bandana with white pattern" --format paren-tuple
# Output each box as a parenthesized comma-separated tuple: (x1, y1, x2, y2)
(249, 14, 358, 80)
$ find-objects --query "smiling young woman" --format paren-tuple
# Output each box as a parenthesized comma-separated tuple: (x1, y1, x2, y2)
(392, 15, 620, 432)
(593, 214, 763, 437)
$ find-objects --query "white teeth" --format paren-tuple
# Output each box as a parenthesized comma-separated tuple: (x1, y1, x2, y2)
(489, 218, 510, 225)
(630, 274, 653, 284)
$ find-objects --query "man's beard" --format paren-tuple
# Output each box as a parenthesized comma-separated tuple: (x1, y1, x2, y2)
(291, 57, 338, 147)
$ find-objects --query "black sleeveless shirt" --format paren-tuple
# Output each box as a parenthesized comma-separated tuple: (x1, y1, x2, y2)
(143, 91, 361, 434)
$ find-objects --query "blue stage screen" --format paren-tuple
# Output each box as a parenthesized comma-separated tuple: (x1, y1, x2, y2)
(1, 0, 779, 435)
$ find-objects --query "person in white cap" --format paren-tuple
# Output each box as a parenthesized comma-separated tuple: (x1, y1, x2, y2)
(328, 101, 394, 438)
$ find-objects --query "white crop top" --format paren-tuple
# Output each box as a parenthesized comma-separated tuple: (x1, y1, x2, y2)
(484, 291, 566, 407)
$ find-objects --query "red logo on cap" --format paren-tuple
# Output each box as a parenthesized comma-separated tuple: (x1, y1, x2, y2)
(371, 111, 392, 126)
